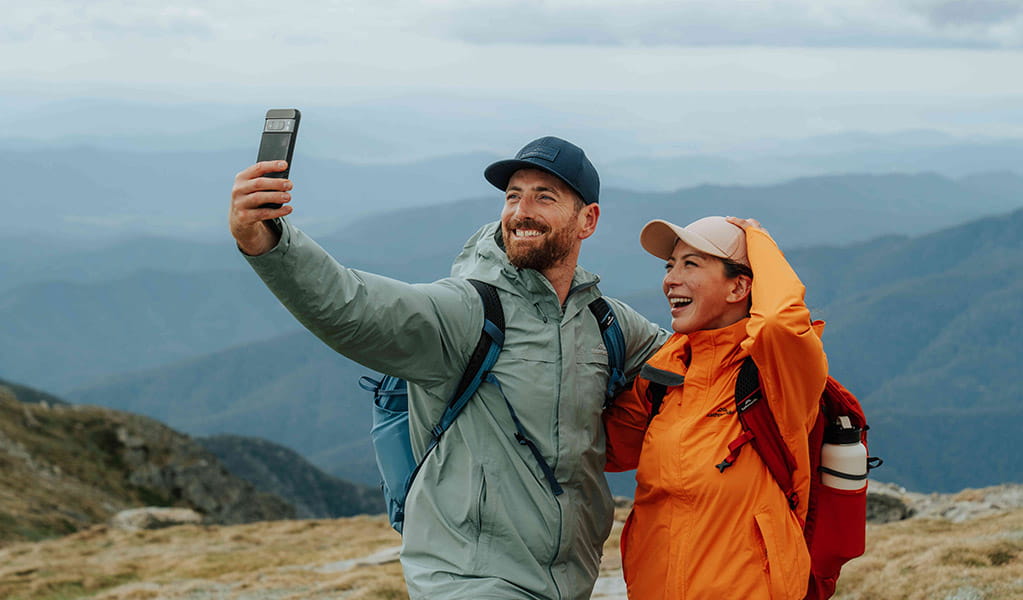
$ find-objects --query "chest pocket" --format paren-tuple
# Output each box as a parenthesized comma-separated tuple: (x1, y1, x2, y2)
(574, 347, 611, 408)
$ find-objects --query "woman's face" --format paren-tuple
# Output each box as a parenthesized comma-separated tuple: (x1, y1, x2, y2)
(662, 240, 745, 334)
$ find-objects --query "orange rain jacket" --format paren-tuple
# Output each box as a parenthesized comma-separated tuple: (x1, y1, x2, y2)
(605, 227, 828, 600)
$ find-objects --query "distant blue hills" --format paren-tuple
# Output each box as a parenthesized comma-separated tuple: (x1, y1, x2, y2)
(5, 120, 1023, 495)
(5, 168, 1021, 392)
(3, 178, 1014, 495)
(5, 100, 1023, 242)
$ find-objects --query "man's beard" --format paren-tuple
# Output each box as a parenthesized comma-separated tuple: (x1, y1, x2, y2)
(504, 218, 578, 272)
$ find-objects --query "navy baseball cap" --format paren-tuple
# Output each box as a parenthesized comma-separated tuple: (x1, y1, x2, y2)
(484, 136, 600, 205)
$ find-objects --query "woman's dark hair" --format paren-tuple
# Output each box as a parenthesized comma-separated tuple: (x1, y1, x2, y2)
(721, 258, 753, 280)
(720, 257, 753, 312)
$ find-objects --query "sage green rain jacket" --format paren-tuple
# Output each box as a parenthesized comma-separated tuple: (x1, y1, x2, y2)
(246, 219, 668, 600)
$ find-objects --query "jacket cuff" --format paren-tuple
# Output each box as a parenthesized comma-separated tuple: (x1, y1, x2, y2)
(241, 217, 292, 264)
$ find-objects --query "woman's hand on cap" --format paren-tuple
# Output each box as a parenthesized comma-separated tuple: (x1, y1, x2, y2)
(725, 216, 766, 234)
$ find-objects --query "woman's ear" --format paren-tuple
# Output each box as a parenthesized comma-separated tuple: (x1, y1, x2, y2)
(726, 274, 752, 304)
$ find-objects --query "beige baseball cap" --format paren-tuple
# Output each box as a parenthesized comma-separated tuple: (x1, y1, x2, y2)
(640, 216, 748, 266)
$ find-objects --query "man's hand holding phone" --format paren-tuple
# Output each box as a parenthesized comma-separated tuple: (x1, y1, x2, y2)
(230, 108, 302, 256)
(230, 160, 294, 256)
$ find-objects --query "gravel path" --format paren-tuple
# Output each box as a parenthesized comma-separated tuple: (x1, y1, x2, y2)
(591, 569, 628, 599)
(311, 544, 629, 598)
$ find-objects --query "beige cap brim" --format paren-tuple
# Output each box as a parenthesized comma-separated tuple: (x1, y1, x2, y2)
(640, 216, 748, 265)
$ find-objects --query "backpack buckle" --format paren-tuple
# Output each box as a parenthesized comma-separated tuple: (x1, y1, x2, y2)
(716, 430, 755, 473)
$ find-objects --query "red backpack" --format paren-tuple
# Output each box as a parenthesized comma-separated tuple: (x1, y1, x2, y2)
(719, 357, 883, 600)
(645, 356, 883, 599)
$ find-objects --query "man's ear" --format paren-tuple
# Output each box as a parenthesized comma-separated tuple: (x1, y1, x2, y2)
(726, 274, 752, 304)
(578, 203, 600, 240)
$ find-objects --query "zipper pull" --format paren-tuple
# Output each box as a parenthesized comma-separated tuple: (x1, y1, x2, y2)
(534, 302, 549, 323)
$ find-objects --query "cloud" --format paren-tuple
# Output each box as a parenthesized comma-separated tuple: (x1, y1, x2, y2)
(421, 0, 1023, 49)
(920, 0, 1023, 26)
(6, 0, 1023, 104)
(2, 2, 217, 42)
(87, 9, 215, 41)
(9, 1, 1023, 49)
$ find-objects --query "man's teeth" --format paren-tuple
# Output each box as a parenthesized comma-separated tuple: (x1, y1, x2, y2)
(669, 297, 692, 308)
(515, 229, 543, 238)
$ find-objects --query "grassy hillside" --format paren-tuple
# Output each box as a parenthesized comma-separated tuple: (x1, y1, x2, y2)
(0, 383, 294, 546)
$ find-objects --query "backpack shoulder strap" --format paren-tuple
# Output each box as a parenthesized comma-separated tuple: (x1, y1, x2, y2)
(721, 357, 800, 509)
(429, 279, 505, 439)
(453, 279, 505, 397)
(639, 362, 684, 420)
(587, 297, 627, 405)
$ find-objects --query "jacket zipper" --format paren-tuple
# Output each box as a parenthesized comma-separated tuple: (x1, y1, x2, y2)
(545, 277, 599, 599)
(550, 313, 564, 600)
(534, 302, 549, 323)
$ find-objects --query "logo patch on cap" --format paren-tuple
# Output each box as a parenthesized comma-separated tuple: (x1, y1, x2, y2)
(517, 144, 559, 162)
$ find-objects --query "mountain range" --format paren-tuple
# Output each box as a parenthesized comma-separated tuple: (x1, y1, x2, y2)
(6, 170, 1020, 396)
(6, 100, 1023, 242)
(6, 97, 1023, 181)
(4, 117, 1023, 495)
(5, 143, 499, 241)
(52, 198, 1023, 494)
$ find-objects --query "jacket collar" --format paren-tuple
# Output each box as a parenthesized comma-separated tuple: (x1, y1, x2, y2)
(647, 318, 749, 375)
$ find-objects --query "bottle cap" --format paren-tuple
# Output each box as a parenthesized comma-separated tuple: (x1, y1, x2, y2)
(824, 416, 862, 444)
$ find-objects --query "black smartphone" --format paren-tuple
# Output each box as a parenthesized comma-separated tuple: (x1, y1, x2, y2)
(256, 108, 301, 208)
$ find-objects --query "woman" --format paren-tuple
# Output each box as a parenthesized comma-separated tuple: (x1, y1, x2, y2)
(605, 216, 827, 599)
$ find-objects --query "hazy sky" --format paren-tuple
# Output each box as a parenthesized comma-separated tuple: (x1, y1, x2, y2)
(5, 1, 1023, 153)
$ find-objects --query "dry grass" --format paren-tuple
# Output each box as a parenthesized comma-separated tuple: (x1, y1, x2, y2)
(4, 501, 1023, 600)
(836, 508, 1023, 600)
(598, 506, 631, 572)
(0, 515, 407, 600)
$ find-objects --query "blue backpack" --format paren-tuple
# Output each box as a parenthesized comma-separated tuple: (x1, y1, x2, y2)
(360, 278, 627, 534)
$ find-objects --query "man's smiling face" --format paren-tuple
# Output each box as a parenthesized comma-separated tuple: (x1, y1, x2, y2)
(500, 168, 586, 272)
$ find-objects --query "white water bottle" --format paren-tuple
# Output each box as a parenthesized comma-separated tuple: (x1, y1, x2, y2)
(820, 415, 868, 491)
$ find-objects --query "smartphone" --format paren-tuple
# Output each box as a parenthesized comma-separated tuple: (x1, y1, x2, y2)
(256, 108, 301, 208)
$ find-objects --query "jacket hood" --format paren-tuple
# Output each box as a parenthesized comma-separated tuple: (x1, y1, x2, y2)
(450, 221, 509, 284)
(450, 221, 601, 298)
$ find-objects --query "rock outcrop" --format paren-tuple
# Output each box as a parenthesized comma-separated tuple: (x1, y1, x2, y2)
(109, 418, 295, 525)
(198, 434, 382, 519)
(110, 507, 204, 531)
(869, 480, 1023, 523)
(0, 386, 294, 544)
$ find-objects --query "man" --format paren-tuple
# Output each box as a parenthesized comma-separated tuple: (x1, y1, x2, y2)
(230, 136, 668, 599)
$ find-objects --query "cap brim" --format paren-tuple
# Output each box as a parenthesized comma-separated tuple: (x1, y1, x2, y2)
(639, 220, 682, 261)
(640, 219, 735, 261)
(484, 159, 588, 204)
